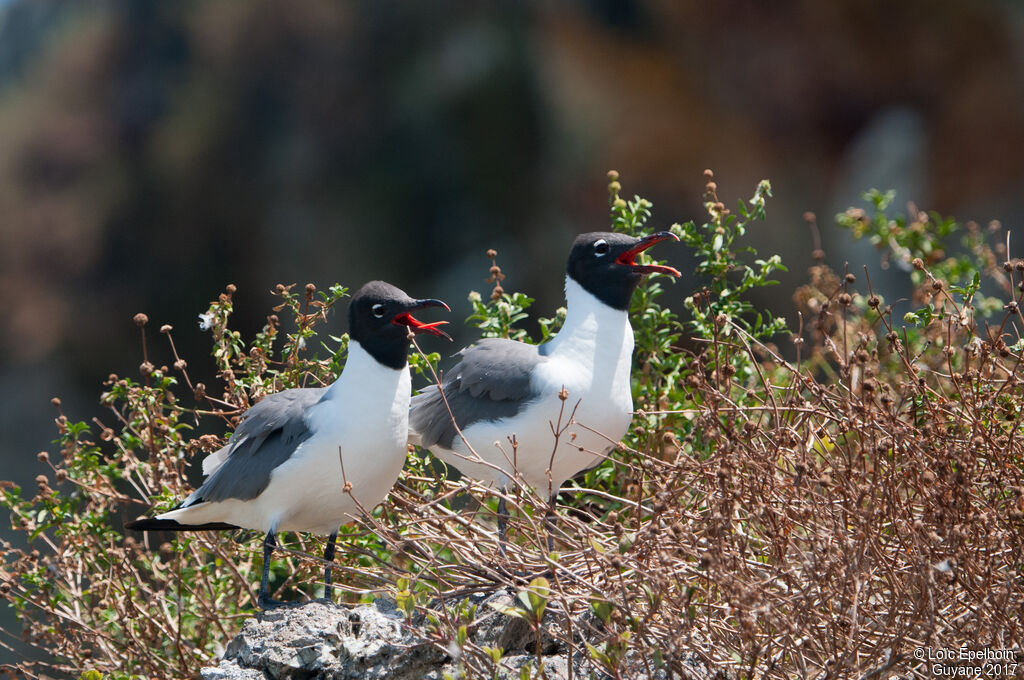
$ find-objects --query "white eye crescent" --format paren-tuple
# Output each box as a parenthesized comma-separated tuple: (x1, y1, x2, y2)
(594, 239, 609, 256)
(372, 304, 386, 318)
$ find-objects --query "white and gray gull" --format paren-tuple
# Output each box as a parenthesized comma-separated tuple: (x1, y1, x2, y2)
(409, 231, 679, 542)
(127, 281, 450, 608)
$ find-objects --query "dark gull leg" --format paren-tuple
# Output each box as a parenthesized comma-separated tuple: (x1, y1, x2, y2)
(322, 531, 338, 602)
(497, 492, 509, 554)
(257, 530, 285, 609)
(545, 496, 558, 554)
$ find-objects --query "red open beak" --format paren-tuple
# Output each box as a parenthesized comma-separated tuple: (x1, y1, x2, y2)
(393, 299, 452, 341)
(614, 231, 682, 277)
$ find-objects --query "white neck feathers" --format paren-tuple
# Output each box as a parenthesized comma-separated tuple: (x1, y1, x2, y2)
(545, 276, 633, 358)
(324, 340, 404, 401)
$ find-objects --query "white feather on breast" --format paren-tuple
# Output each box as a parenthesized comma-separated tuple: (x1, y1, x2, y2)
(160, 342, 411, 535)
(428, 278, 635, 495)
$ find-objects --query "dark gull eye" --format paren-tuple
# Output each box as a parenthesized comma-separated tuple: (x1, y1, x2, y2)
(594, 239, 609, 256)
(372, 304, 386, 318)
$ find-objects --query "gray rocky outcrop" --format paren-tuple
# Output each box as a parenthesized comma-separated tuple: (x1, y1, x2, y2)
(200, 590, 716, 679)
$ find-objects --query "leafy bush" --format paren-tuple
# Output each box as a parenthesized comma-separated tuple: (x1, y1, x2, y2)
(2, 172, 1021, 679)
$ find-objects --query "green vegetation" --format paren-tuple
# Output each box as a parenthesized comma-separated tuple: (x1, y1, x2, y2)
(2, 173, 1021, 679)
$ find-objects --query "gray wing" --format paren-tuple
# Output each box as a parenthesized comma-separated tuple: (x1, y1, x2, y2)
(410, 337, 547, 449)
(186, 386, 327, 505)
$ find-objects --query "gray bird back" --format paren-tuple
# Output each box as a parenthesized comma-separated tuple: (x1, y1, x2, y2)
(187, 386, 327, 505)
(410, 338, 546, 449)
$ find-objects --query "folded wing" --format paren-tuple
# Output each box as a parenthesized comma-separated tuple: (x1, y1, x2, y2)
(410, 338, 547, 449)
(185, 387, 327, 506)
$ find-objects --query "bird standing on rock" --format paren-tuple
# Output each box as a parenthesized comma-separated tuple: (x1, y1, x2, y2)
(409, 231, 680, 544)
(128, 281, 450, 608)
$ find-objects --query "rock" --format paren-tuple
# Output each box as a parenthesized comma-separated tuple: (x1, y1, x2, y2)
(201, 598, 446, 680)
(200, 592, 718, 679)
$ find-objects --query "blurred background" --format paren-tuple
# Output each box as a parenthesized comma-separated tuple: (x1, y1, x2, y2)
(2, 0, 1024, 662)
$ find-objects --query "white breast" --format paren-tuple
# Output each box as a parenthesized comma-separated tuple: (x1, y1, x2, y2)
(432, 278, 635, 495)
(267, 343, 411, 533)
(163, 342, 412, 535)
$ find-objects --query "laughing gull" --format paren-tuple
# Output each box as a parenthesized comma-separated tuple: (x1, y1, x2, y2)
(127, 281, 449, 608)
(409, 231, 679, 543)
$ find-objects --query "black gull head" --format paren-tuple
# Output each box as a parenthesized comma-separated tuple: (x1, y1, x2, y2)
(348, 281, 450, 369)
(566, 231, 680, 310)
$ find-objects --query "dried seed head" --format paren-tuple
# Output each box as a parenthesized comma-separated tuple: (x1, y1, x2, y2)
(912, 258, 924, 271)
(160, 324, 172, 334)
(305, 283, 316, 296)
(174, 359, 187, 371)
(486, 249, 497, 259)
(55, 470, 67, 483)
(36, 451, 48, 463)
(844, 273, 855, 284)
(225, 283, 237, 294)
(868, 295, 880, 308)
(139, 361, 154, 377)
(607, 170, 619, 181)
(133, 313, 148, 327)
(838, 293, 852, 306)
(703, 168, 714, 180)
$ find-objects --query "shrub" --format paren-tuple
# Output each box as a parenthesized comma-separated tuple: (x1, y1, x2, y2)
(1, 173, 1021, 679)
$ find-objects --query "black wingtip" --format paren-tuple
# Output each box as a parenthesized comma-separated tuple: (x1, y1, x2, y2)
(125, 518, 240, 532)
